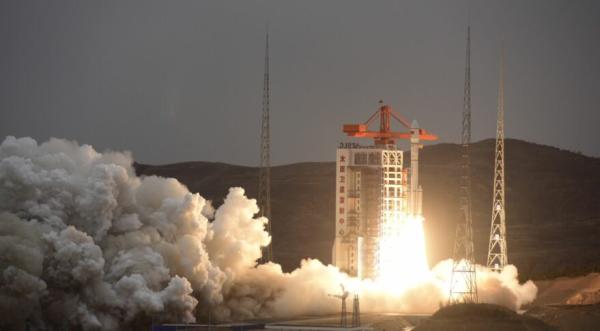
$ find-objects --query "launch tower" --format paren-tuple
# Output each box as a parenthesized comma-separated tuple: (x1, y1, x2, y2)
(332, 102, 437, 279)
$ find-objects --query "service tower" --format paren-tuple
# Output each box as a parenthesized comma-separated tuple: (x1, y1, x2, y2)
(332, 102, 437, 279)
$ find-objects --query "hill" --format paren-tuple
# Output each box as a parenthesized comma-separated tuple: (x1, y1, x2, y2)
(135, 139, 600, 280)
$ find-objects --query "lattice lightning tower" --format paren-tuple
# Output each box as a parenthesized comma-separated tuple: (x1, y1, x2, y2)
(259, 29, 273, 263)
(487, 46, 508, 272)
(352, 293, 360, 327)
(329, 284, 349, 328)
(449, 25, 478, 304)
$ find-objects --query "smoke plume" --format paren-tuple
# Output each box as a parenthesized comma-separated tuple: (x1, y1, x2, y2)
(0, 137, 537, 330)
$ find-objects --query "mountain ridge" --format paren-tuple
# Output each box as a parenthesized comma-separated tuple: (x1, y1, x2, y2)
(135, 139, 600, 280)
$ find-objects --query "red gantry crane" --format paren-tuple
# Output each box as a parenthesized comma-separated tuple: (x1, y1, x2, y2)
(343, 101, 438, 145)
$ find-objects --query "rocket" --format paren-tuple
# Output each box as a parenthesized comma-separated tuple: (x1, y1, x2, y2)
(410, 120, 423, 216)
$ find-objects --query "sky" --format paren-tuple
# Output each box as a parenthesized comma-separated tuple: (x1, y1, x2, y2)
(1, 0, 599, 166)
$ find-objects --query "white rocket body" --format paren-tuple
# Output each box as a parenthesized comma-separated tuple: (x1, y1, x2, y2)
(410, 120, 423, 216)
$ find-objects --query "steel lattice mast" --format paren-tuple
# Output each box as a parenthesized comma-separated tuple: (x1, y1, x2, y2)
(352, 293, 360, 327)
(487, 46, 508, 272)
(329, 285, 349, 328)
(449, 25, 478, 304)
(259, 29, 273, 263)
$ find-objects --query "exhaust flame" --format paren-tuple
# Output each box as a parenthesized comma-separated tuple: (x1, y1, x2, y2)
(377, 214, 429, 291)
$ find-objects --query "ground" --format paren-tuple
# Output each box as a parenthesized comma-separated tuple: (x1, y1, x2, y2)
(412, 303, 555, 331)
(526, 304, 600, 331)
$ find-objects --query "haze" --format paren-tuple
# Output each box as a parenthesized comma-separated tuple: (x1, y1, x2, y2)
(1, 0, 598, 165)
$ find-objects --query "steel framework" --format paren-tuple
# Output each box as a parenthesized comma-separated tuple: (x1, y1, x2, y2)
(376, 150, 404, 281)
(259, 29, 273, 263)
(449, 25, 478, 304)
(487, 46, 508, 272)
(330, 284, 349, 328)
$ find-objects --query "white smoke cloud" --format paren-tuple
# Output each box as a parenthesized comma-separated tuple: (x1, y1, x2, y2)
(0, 136, 537, 330)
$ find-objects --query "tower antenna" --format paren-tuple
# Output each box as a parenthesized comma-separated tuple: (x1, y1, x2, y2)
(487, 44, 508, 272)
(259, 27, 273, 263)
(449, 24, 478, 304)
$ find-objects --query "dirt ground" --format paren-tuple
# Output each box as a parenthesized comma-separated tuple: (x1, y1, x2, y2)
(521, 273, 600, 331)
(533, 273, 600, 305)
(412, 303, 555, 331)
(526, 304, 600, 331)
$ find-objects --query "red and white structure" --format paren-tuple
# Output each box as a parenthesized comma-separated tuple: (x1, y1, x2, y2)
(332, 102, 437, 280)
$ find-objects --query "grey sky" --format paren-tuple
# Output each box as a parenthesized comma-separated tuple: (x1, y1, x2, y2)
(1, 0, 599, 165)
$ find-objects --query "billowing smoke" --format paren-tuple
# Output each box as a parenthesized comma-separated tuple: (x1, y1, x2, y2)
(0, 137, 537, 330)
